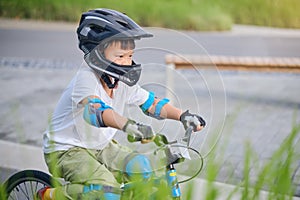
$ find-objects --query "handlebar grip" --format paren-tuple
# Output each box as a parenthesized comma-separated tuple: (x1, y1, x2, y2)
(127, 135, 155, 144)
(127, 134, 142, 143)
(153, 134, 169, 146)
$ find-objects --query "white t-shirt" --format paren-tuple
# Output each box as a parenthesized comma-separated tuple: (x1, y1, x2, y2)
(43, 65, 149, 153)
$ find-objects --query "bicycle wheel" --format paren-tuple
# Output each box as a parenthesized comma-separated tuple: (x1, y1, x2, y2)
(3, 170, 59, 200)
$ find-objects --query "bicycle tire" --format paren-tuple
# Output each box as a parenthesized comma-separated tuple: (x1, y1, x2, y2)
(3, 169, 59, 200)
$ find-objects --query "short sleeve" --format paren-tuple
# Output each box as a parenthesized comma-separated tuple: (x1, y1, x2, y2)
(126, 84, 149, 106)
(72, 68, 100, 106)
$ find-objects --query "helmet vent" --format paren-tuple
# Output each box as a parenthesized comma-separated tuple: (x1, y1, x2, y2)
(94, 9, 110, 16)
(116, 19, 130, 29)
(91, 25, 105, 34)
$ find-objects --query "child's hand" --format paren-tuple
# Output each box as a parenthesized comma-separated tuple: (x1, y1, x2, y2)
(123, 119, 155, 143)
(180, 110, 206, 132)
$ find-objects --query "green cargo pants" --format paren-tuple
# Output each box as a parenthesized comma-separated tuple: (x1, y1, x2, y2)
(44, 140, 133, 199)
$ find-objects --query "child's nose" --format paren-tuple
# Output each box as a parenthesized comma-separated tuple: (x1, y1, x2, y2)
(122, 57, 132, 65)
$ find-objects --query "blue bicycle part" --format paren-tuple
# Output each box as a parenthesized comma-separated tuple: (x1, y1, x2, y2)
(124, 154, 153, 180)
(166, 164, 181, 198)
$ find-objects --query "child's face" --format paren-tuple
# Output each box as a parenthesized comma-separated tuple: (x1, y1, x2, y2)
(104, 41, 134, 66)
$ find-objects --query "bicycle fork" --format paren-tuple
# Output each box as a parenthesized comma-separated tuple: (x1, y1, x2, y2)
(166, 164, 181, 199)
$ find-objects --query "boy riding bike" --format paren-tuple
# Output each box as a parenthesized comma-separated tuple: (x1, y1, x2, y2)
(38, 8, 206, 200)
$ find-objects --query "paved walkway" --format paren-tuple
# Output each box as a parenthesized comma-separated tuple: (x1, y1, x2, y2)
(1, 19, 300, 198)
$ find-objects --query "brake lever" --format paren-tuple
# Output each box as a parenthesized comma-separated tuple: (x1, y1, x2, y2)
(182, 127, 193, 147)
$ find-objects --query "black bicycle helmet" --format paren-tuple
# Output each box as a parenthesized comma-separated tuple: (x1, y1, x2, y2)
(77, 8, 153, 88)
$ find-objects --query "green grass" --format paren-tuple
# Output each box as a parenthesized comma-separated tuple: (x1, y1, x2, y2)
(215, 0, 300, 29)
(1, 125, 299, 199)
(201, 123, 300, 199)
(1, 0, 300, 30)
(0, 103, 299, 199)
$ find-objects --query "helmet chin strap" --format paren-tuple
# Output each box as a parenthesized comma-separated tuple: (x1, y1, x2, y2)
(101, 74, 119, 89)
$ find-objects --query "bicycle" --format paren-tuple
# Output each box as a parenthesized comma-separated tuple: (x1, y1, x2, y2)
(2, 127, 204, 200)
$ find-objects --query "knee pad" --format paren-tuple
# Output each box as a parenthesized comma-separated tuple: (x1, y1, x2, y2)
(124, 154, 153, 180)
(103, 193, 120, 200)
(82, 184, 121, 200)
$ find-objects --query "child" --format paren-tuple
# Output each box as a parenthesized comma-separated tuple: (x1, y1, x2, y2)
(38, 8, 205, 200)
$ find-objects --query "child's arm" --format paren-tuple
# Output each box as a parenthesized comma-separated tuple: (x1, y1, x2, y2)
(147, 98, 182, 120)
(81, 95, 128, 129)
(141, 94, 206, 132)
(102, 108, 127, 129)
(81, 95, 155, 142)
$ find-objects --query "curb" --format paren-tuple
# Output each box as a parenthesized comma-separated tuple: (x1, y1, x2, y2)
(0, 140, 48, 173)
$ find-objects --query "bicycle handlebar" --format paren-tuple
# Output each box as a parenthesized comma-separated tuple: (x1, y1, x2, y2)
(139, 126, 204, 184)
(129, 126, 196, 165)
(153, 126, 194, 147)
(152, 126, 195, 165)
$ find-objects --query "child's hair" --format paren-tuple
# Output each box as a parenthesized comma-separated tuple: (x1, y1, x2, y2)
(100, 39, 135, 51)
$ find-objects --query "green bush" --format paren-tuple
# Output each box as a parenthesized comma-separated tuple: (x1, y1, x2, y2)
(1, 0, 300, 30)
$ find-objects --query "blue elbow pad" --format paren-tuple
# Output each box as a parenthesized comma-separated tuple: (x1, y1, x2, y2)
(140, 92, 170, 120)
(148, 98, 170, 120)
(140, 91, 155, 113)
(88, 98, 112, 111)
(154, 98, 169, 118)
(83, 98, 112, 128)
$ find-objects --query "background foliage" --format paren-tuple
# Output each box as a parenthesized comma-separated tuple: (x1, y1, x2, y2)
(0, 0, 300, 30)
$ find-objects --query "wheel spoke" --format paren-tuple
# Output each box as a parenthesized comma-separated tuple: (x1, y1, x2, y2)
(5, 170, 55, 200)
(7, 180, 48, 199)
(19, 182, 30, 199)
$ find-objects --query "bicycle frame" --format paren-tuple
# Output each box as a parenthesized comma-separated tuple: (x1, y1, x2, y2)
(166, 164, 181, 198)
(121, 156, 182, 199)
(121, 127, 195, 199)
